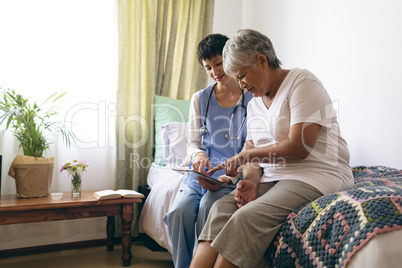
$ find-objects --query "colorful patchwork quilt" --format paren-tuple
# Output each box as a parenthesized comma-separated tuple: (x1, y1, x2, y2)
(269, 166, 402, 268)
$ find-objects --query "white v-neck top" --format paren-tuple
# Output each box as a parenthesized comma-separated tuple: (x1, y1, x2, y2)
(246, 68, 353, 195)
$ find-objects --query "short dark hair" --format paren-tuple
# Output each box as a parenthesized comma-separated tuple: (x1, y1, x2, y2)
(197, 33, 229, 65)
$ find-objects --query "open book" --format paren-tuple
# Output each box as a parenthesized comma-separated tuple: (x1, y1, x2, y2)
(93, 189, 144, 200)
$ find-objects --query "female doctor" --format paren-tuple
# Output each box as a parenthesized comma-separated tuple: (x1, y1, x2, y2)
(163, 33, 253, 268)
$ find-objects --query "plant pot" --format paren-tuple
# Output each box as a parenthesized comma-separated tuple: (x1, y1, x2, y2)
(8, 154, 55, 198)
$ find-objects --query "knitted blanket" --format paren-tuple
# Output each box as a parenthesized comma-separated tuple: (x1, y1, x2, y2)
(269, 166, 402, 268)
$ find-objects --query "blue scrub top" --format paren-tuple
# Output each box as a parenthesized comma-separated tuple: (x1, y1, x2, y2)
(183, 84, 253, 193)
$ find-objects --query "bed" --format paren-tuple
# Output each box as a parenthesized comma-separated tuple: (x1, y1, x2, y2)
(267, 165, 402, 267)
(139, 95, 402, 267)
(139, 164, 402, 267)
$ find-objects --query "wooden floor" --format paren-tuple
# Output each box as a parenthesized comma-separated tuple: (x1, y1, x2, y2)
(0, 241, 174, 268)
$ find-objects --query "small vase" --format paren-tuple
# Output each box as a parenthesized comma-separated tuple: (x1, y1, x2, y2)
(71, 174, 82, 198)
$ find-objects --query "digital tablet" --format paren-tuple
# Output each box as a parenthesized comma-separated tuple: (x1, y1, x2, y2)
(172, 168, 227, 186)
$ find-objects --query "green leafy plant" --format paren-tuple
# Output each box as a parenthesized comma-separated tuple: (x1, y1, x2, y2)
(0, 88, 76, 157)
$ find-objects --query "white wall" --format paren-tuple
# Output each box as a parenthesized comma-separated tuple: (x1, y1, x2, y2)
(212, 0, 243, 36)
(214, 0, 402, 169)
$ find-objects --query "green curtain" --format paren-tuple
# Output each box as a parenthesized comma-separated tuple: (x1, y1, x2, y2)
(116, 0, 214, 236)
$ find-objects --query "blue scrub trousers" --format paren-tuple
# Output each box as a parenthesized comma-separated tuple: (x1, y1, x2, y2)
(163, 173, 235, 268)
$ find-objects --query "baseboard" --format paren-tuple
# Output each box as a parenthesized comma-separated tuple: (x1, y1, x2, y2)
(0, 236, 144, 258)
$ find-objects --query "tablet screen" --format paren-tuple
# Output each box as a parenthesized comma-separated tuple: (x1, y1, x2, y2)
(172, 168, 227, 186)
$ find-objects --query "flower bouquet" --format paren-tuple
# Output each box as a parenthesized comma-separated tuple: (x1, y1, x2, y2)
(60, 160, 89, 198)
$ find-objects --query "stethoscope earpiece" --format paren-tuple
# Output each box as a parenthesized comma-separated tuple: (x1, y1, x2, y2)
(225, 134, 240, 140)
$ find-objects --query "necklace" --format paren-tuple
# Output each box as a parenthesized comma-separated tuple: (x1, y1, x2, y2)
(264, 87, 278, 109)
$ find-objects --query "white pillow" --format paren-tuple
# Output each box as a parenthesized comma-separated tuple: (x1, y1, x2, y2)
(160, 122, 188, 166)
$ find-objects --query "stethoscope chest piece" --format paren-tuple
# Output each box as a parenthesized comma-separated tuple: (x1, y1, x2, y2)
(200, 125, 208, 135)
(200, 126, 208, 144)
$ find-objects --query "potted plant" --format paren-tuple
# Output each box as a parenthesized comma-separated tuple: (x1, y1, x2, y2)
(0, 87, 76, 197)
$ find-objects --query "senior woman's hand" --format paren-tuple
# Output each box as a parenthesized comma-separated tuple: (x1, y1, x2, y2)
(234, 180, 258, 208)
(207, 151, 247, 176)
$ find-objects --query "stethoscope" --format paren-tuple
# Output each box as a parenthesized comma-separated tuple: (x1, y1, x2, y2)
(200, 84, 247, 144)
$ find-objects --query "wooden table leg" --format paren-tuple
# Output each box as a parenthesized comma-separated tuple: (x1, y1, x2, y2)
(106, 216, 115, 251)
(121, 203, 133, 266)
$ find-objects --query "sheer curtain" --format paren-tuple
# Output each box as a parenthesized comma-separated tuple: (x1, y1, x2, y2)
(116, 0, 214, 187)
(0, 0, 117, 250)
(116, 0, 214, 226)
(116, 0, 214, 234)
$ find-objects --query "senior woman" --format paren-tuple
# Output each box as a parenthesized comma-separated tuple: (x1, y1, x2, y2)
(189, 29, 354, 268)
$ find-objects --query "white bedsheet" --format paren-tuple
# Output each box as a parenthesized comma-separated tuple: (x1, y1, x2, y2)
(139, 163, 184, 253)
(347, 230, 402, 268)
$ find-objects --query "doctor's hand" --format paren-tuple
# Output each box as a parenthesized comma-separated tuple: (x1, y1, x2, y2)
(192, 152, 211, 173)
(197, 177, 224, 191)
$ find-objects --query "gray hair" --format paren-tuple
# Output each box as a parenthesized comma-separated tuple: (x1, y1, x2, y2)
(223, 29, 282, 77)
